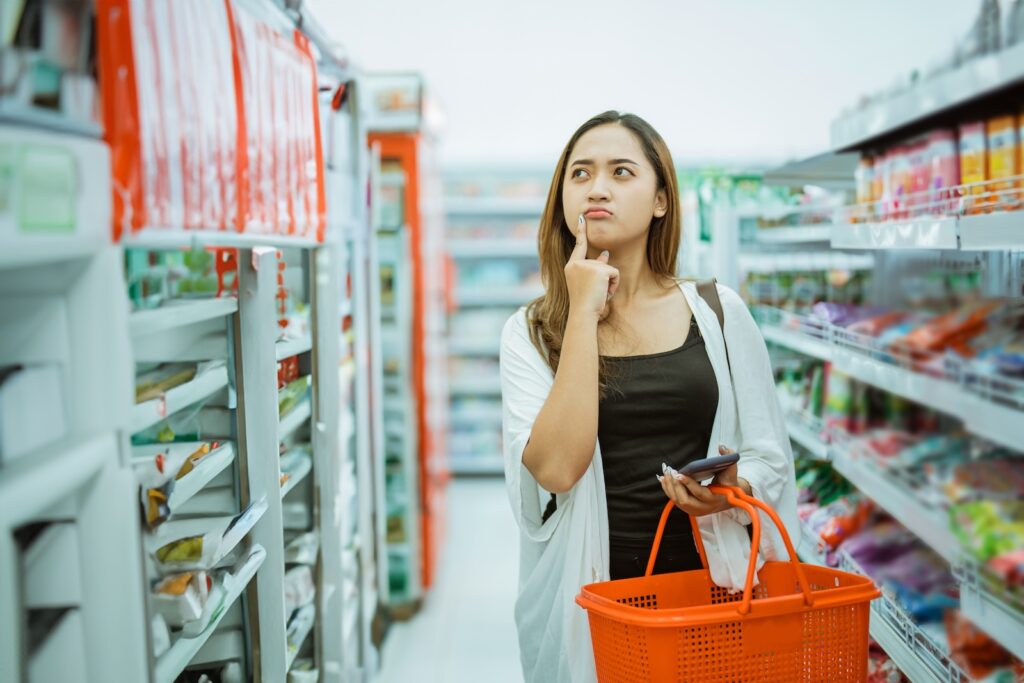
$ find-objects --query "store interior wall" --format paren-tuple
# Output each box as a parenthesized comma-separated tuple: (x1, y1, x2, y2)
(310, 0, 977, 167)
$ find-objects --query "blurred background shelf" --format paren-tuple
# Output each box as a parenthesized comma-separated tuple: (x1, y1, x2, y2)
(131, 364, 230, 434)
(129, 299, 238, 337)
(448, 455, 503, 476)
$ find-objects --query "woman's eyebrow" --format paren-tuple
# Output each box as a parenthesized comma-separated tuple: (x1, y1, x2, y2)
(569, 158, 639, 167)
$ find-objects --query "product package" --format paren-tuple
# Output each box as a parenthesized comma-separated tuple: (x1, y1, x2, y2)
(152, 571, 212, 627)
(959, 121, 989, 213)
(987, 115, 1020, 208)
(928, 129, 961, 214)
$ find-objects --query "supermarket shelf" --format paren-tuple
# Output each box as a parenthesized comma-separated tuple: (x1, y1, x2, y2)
(760, 324, 832, 361)
(830, 347, 962, 417)
(455, 286, 544, 307)
(448, 454, 504, 476)
(448, 338, 501, 357)
(447, 239, 538, 258)
(387, 543, 412, 557)
(0, 433, 113, 526)
(799, 525, 963, 683)
(449, 377, 502, 396)
(154, 544, 266, 683)
(129, 299, 238, 337)
(738, 252, 874, 274)
(831, 210, 1024, 252)
(957, 572, 1024, 662)
(762, 151, 859, 190)
(147, 498, 268, 561)
(957, 212, 1024, 251)
(759, 313, 1024, 453)
(831, 218, 959, 250)
(131, 364, 230, 434)
(167, 443, 236, 513)
(831, 41, 1024, 151)
(831, 347, 1024, 451)
(784, 414, 829, 461)
(867, 604, 952, 683)
(280, 449, 313, 499)
(190, 629, 244, 668)
(286, 604, 316, 671)
(279, 398, 313, 443)
(829, 445, 958, 564)
(342, 601, 360, 648)
(755, 224, 833, 244)
(445, 197, 545, 217)
(122, 228, 321, 250)
(449, 406, 503, 426)
(0, 106, 103, 139)
(276, 334, 313, 361)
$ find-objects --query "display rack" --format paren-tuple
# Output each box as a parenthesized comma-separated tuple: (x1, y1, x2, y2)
(364, 74, 449, 608)
(0, 109, 149, 683)
(757, 305, 1024, 452)
(1, 1, 385, 680)
(757, 47, 1024, 672)
(799, 522, 973, 683)
(830, 42, 1024, 152)
(443, 167, 546, 477)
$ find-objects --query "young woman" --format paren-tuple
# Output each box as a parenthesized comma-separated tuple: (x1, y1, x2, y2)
(499, 111, 798, 682)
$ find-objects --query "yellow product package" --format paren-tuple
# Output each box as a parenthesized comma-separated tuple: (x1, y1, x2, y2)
(987, 115, 1019, 208)
(156, 535, 204, 564)
(959, 122, 988, 214)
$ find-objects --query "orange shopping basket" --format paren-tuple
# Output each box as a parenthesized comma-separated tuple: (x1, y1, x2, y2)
(576, 485, 881, 682)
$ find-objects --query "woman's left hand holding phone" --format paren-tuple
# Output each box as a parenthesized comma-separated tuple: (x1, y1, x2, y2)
(658, 445, 752, 516)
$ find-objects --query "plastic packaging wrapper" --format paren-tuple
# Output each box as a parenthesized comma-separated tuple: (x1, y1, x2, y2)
(97, 0, 325, 241)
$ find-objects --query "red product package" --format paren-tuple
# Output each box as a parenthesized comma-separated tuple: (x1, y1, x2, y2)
(944, 610, 1024, 680)
(848, 311, 910, 337)
(897, 300, 1002, 355)
(819, 498, 873, 550)
(990, 549, 1024, 588)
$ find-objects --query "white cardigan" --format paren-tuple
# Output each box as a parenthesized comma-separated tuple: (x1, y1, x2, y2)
(499, 281, 798, 683)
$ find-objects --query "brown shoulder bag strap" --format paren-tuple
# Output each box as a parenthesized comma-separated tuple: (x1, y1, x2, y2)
(696, 278, 731, 375)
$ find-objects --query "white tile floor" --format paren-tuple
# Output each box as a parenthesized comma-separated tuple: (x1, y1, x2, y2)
(374, 477, 523, 683)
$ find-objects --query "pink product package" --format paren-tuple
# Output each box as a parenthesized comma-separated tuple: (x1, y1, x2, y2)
(928, 130, 960, 213)
(909, 142, 931, 214)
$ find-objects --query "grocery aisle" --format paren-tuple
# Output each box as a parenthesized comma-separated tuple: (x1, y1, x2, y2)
(375, 478, 521, 683)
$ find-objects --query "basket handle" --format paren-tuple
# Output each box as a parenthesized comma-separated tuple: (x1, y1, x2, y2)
(645, 485, 815, 615)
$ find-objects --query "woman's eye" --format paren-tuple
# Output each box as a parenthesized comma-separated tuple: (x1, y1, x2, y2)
(572, 168, 589, 179)
(614, 167, 633, 177)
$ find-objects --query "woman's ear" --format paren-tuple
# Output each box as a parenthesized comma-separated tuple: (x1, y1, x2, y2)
(653, 188, 668, 218)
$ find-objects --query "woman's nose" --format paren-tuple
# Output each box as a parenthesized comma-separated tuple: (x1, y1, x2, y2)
(587, 175, 611, 201)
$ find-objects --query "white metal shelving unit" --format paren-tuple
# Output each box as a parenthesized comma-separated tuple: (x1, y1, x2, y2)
(798, 522, 971, 683)
(444, 171, 545, 476)
(784, 363, 1024, 678)
(0, 116, 151, 683)
(373, 225, 423, 605)
(757, 306, 1024, 452)
(2, 3, 381, 681)
(759, 48, 1024, 675)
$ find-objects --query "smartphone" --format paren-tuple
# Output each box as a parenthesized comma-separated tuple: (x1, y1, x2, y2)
(677, 452, 739, 482)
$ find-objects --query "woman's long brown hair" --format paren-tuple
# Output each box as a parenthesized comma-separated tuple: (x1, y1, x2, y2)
(526, 111, 681, 396)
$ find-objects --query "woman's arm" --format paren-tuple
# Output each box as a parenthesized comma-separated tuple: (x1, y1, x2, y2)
(522, 215, 619, 494)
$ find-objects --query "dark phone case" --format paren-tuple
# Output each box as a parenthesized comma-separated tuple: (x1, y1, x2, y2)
(678, 452, 739, 480)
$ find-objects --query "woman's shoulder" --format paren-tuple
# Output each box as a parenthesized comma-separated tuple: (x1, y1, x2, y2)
(501, 306, 530, 341)
(677, 278, 744, 309)
(501, 307, 540, 356)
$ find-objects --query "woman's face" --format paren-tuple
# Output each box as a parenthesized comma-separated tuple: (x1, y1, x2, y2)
(561, 123, 667, 253)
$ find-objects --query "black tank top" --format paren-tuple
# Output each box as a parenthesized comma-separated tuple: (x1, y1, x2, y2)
(599, 315, 719, 579)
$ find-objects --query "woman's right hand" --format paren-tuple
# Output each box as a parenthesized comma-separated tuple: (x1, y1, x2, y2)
(564, 214, 620, 321)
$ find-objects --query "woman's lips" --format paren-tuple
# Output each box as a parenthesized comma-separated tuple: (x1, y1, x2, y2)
(584, 209, 612, 219)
